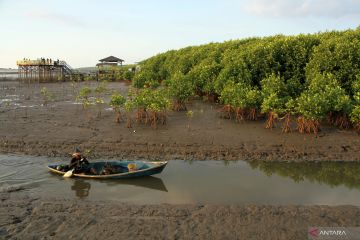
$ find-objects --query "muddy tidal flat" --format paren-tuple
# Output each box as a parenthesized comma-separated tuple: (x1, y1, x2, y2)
(0, 80, 359, 161)
(1, 193, 360, 240)
(1, 80, 360, 240)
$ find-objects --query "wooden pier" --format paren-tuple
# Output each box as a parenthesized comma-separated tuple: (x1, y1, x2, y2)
(17, 58, 74, 82)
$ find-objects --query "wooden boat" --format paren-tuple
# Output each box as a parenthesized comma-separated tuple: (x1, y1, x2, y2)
(48, 161, 168, 179)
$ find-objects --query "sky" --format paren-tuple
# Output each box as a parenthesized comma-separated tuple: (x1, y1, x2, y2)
(0, 0, 359, 68)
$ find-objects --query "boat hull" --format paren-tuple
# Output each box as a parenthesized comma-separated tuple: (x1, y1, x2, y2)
(48, 161, 168, 179)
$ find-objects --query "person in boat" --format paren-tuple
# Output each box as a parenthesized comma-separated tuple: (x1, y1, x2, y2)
(69, 152, 89, 173)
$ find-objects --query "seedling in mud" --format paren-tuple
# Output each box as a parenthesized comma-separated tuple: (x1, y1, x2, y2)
(94, 81, 108, 117)
(76, 87, 92, 109)
(40, 87, 54, 106)
(186, 110, 194, 129)
(110, 93, 126, 123)
(124, 99, 134, 128)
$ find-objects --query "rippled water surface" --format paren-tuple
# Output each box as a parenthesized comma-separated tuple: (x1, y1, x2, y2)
(1, 154, 360, 205)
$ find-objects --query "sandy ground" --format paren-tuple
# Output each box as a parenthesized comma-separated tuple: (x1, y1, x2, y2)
(0, 80, 359, 161)
(1, 192, 360, 240)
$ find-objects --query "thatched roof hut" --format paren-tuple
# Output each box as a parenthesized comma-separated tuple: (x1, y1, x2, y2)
(97, 56, 124, 66)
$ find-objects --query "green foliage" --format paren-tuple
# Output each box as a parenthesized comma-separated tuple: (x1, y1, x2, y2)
(79, 87, 91, 98)
(219, 80, 262, 116)
(109, 92, 126, 123)
(306, 30, 360, 94)
(133, 71, 159, 89)
(260, 73, 290, 116)
(76, 87, 92, 109)
(188, 60, 222, 95)
(132, 88, 170, 113)
(350, 106, 360, 126)
(98, 65, 136, 82)
(131, 27, 360, 130)
(186, 110, 194, 118)
(296, 73, 351, 120)
(70, 74, 81, 82)
(215, 57, 250, 94)
(84, 75, 95, 82)
(110, 93, 126, 109)
(124, 70, 135, 81)
(124, 100, 134, 112)
(167, 72, 194, 103)
(350, 76, 360, 126)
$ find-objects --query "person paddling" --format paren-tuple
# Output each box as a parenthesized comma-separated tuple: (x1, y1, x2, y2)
(69, 152, 89, 173)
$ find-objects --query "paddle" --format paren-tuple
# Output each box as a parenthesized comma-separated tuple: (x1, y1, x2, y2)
(64, 147, 81, 178)
(63, 169, 74, 178)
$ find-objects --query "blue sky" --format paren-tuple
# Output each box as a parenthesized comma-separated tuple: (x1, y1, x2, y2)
(0, 0, 359, 68)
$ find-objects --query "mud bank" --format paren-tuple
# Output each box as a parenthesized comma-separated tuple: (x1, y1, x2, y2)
(1, 193, 359, 240)
(0, 81, 359, 161)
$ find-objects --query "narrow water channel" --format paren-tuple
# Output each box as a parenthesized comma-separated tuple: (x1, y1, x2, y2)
(1, 154, 360, 205)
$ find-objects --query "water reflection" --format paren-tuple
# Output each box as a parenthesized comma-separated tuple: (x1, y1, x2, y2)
(103, 176, 168, 192)
(248, 161, 360, 190)
(68, 176, 168, 199)
(3, 153, 359, 204)
(71, 179, 91, 198)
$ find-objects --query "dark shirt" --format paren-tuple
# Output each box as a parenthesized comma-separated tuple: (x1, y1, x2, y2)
(69, 157, 89, 172)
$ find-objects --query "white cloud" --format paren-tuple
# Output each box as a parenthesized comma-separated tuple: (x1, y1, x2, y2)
(244, 0, 360, 18)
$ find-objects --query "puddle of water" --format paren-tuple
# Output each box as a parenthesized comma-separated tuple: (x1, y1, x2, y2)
(19, 105, 37, 108)
(0, 154, 360, 205)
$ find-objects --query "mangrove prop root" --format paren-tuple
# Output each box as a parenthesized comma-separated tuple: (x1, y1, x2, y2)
(159, 111, 167, 125)
(206, 93, 219, 103)
(328, 112, 351, 129)
(327, 112, 336, 125)
(265, 112, 276, 129)
(247, 108, 257, 121)
(147, 111, 169, 129)
(306, 120, 320, 134)
(296, 117, 320, 134)
(126, 114, 132, 128)
(150, 112, 158, 129)
(173, 100, 187, 111)
(335, 115, 351, 129)
(115, 111, 123, 123)
(297, 117, 305, 134)
(235, 108, 245, 123)
(219, 105, 233, 119)
(282, 113, 292, 133)
(136, 108, 148, 124)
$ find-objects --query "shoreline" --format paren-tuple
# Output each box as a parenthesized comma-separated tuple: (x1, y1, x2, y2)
(0, 137, 359, 162)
